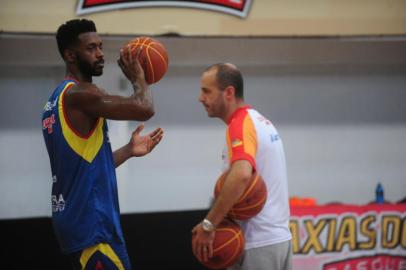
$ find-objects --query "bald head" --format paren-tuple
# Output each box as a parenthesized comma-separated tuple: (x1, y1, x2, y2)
(204, 63, 244, 99)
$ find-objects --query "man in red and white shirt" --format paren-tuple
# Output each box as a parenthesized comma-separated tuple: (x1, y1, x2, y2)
(192, 63, 292, 270)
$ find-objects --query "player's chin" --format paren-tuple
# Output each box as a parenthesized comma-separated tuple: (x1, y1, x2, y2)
(93, 69, 103, 76)
(207, 111, 216, 118)
(203, 106, 212, 116)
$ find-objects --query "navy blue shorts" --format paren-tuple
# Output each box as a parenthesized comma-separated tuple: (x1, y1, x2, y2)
(69, 242, 131, 270)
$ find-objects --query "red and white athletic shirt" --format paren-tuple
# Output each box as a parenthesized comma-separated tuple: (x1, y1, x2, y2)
(222, 105, 292, 249)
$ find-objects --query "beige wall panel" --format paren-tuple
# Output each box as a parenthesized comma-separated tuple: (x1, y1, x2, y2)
(1, 0, 405, 35)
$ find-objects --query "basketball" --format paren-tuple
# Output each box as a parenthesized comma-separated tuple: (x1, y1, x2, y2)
(193, 219, 245, 269)
(214, 171, 267, 220)
(123, 36, 168, 84)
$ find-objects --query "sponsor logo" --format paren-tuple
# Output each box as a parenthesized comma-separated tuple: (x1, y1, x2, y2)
(76, 0, 252, 18)
(52, 194, 65, 213)
(290, 206, 406, 269)
(43, 98, 57, 112)
(42, 114, 56, 134)
(270, 133, 280, 142)
(290, 212, 406, 255)
(231, 139, 243, 148)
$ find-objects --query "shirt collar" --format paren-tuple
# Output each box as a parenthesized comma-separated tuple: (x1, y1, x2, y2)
(227, 105, 251, 124)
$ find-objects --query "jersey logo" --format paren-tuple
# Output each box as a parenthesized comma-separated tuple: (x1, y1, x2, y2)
(52, 194, 65, 213)
(43, 114, 56, 134)
(231, 139, 243, 148)
(95, 261, 104, 270)
(271, 133, 280, 142)
(76, 0, 252, 18)
(43, 98, 58, 112)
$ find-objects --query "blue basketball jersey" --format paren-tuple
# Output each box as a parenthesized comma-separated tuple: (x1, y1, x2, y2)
(42, 79, 125, 254)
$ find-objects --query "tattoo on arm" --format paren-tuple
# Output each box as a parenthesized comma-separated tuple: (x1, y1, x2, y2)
(131, 81, 153, 108)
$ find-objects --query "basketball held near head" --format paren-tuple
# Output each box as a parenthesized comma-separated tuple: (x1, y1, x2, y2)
(122, 36, 169, 84)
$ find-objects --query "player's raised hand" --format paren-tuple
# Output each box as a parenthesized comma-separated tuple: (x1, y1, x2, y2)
(117, 46, 146, 84)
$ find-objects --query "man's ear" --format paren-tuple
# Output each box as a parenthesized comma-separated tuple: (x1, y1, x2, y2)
(224, 86, 236, 101)
(64, 49, 76, 63)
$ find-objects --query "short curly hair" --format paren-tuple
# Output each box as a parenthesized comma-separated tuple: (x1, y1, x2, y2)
(56, 19, 97, 59)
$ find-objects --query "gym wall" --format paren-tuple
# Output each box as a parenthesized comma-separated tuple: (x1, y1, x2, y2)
(1, 1, 405, 269)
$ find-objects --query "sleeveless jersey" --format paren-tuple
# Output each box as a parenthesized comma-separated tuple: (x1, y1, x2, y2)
(222, 105, 292, 249)
(42, 79, 124, 254)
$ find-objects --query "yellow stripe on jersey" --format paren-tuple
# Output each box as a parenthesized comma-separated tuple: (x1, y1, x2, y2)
(80, 243, 125, 270)
(58, 83, 104, 163)
(242, 114, 257, 159)
(226, 107, 257, 168)
(226, 128, 233, 162)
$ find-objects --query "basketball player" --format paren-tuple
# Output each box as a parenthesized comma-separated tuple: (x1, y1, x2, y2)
(192, 63, 292, 270)
(42, 19, 163, 269)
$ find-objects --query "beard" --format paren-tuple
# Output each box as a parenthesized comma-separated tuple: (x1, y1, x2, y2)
(207, 98, 227, 119)
(77, 54, 104, 77)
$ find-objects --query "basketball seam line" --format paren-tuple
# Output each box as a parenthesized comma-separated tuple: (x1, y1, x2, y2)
(214, 229, 242, 252)
(238, 174, 259, 202)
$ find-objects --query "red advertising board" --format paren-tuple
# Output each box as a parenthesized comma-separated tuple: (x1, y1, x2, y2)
(76, 0, 252, 17)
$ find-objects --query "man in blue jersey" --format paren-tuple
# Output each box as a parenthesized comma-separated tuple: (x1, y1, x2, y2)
(42, 19, 164, 270)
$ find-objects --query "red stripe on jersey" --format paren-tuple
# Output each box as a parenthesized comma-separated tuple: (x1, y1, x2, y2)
(226, 106, 257, 170)
(61, 83, 101, 139)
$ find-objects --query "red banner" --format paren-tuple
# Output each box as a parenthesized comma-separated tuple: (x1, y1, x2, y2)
(76, 0, 252, 18)
(290, 204, 406, 270)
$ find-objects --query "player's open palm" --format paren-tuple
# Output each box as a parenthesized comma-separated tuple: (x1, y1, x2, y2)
(129, 123, 163, 157)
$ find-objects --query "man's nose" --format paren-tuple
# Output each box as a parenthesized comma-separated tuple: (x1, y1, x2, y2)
(97, 47, 104, 58)
(198, 93, 205, 102)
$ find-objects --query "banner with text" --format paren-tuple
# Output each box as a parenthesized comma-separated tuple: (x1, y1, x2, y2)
(290, 204, 406, 270)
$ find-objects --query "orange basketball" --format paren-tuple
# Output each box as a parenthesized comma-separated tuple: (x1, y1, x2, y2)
(214, 172, 267, 220)
(193, 219, 245, 269)
(123, 36, 168, 84)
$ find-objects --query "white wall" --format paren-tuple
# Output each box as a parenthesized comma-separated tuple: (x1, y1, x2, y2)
(1, 36, 406, 219)
(98, 66, 406, 211)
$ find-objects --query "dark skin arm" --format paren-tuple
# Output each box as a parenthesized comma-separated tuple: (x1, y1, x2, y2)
(63, 46, 162, 165)
(113, 123, 164, 168)
(192, 160, 253, 262)
(64, 48, 154, 136)
(66, 83, 154, 121)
